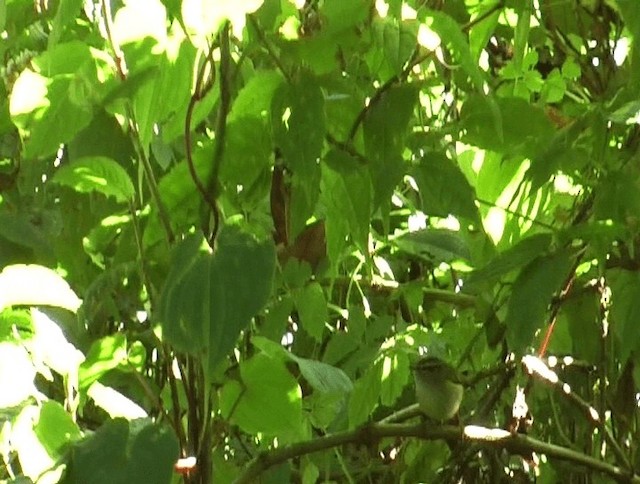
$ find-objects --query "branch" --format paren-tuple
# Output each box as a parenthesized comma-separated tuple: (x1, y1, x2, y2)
(99, 0, 175, 245)
(234, 422, 458, 484)
(347, 0, 505, 142)
(184, 43, 219, 234)
(206, 21, 232, 245)
(523, 355, 632, 472)
(464, 425, 639, 484)
(235, 419, 639, 484)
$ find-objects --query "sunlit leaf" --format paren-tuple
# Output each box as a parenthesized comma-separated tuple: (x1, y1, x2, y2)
(0, 343, 37, 408)
(78, 334, 128, 390)
(52, 156, 135, 203)
(87, 382, 148, 419)
(0, 265, 82, 313)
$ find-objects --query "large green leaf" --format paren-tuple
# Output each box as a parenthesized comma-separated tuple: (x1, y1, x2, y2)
(220, 116, 271, 195)
(252, 336, 353, 395)
(393, 228, 471, 263)
(229, 71, 284, 121)
(10, 42, 98, 158)
(52, 156, 135, 203)
(219, 353, 303, 437)
(272, 72, 326, 237)
(609, 270, 640, 363)
(505, 250, 574, 353)
(34, 401, 82, 458)
(295, 282, 328, 342)
(466, 233, 553, 289)
(412, 151, 480, 223)
(64, 418, 178, 484)
(366, 17, 417, 82)
(460, 95, 554, 158)
(363, 84, 418, 211)
(160, 227, 275, 373)
(348, 360, 382, 427)
(322, 150, 371, 255)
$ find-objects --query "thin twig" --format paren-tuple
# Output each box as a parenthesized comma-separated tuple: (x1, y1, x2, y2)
(206, 21, 233, 245)
(99, 0, 174, 244)
(347, 0, 505, 142)
(184, 42, 219, 232)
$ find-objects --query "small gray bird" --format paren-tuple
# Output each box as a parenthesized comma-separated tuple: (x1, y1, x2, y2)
(412, 356, 464, 421)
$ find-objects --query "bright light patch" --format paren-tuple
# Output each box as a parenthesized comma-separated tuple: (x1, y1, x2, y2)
(113, 0, 167, 46)
(282, 107, 291, 129)
(0, 343, 37, 407)
(280, 15, 300, 39)
(408, 211, 427, 231)
(418, 23, 440, 50)
(375, 0, 389, 17)
(10, 70, 49, 116)
(88, 381, 148, 419)
(614, 38, 629, 66)
(482, 159, 529, 244)
(554, 172, 582, 195)
(401, 4, 417, 20)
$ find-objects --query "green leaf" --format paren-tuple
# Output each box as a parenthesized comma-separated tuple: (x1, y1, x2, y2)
(34, 401, 81, 458)
(272, 72, 325, 236)
(609, 270, 640, 363)
(468, 1, 501, 61)
(295, 282, 328, 342)
(229, 71, 284, 121)
(0, 264, 82, 313)
(52, 156, 135, 203)
(0, 211, 53, 257)
(466, 233, 553, 289)
(207, 227, 276, 372)
(10, 42, 98, 158)
(608, 99, 640, 124)
(323, 150, 371, 254)
(505, 250, 574, 353)
(220, 353, 303, 437)
(160, 227, 276, 373)
(379, 352, 409, 407)
(393, 228, 471, 263)
(363, 84, 418, 211)
(252, 336, 353, 394)
(424, 10, 485, 89)
(220, 116, 271, 194)
(412, 152, 480, 222)
(289, 354, 353, 395)
(366, 17, 417, 81)
(79, 334, 128, 390)
(66, 419, 179, 484)
(461, 95, 554, 158)
(158, 235, 210, 354)
(49, 0, 85, 46)
(348, 360, 382, 427)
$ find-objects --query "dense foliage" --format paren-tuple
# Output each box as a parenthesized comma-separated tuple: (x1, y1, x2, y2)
(2, 0, 640, 482)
